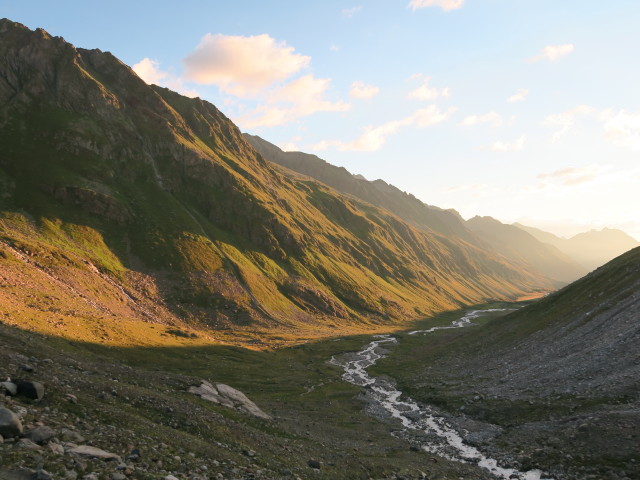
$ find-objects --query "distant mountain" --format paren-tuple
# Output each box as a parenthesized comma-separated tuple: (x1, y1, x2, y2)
(515, 223, 639, 271)
(244, 134, 478, 243)
(0, 19, 552, 346)
(467, 216, 587, 283)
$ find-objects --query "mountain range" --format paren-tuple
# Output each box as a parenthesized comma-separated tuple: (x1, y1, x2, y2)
(0, 18, 556, 346)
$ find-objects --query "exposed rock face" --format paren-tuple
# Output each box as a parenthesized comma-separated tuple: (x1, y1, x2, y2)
(0, 407, 23, 438)
(188, 380, 271, 419)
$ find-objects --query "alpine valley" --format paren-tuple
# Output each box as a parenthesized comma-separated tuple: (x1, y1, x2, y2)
(0, 19, 638, 480)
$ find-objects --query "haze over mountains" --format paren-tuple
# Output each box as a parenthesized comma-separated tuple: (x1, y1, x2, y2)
(0, 19, 558, 346)
(245, 134, 636, 284)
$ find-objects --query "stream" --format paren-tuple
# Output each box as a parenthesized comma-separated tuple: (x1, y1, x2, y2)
(331, 309, 552, 480)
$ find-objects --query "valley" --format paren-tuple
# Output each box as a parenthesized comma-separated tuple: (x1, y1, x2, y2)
(0, 16, 638, 480)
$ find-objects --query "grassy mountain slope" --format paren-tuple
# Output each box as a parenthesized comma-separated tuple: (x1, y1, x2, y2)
(244, 134, 480, 243)
(373, 247, 640, 478)
(0, 19, 552, 346)
(515, 222, 639, 271)
(467, 216, 586, 283)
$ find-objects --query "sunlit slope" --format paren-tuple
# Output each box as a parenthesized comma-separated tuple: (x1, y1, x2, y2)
(0, 19, 552, 345)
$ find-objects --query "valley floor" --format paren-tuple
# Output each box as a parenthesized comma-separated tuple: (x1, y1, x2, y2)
(1, 303, 637, 480)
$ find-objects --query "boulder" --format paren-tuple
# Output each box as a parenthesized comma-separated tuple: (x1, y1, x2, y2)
(15, 381, 45, 400)
(0, 407, 23, 438)
(24, 426, 56, 444)
(0, 381, 17, 396)
(216, 383, 271, 419)
(69, 445, 122, 462)
(188, 381, 271, 419)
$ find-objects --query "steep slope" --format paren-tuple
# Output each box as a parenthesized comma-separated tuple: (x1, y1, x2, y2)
(0, 19, 551, 346)
(244, 134, 477, 242)
(374, 247, 640, 479)
(467, 216, 586, 283)
(515, 223, 639, 271)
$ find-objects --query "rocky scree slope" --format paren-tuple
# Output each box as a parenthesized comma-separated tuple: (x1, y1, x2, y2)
(0, 19, 552, 345)
(376, 247, 640, 479)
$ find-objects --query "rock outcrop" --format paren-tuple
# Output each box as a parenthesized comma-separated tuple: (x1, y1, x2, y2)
(188, 380, 271, 420)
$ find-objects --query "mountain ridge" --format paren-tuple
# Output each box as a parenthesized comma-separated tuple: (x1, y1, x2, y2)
(0, 18, 551, 346)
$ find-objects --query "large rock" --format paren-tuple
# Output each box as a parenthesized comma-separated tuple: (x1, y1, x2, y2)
(0, 407, 23, 438)
(15, 381, 44, 400)
(68, 445, 122, 462)
(188, 381, 271, 419)
(24, 426, 56, 444)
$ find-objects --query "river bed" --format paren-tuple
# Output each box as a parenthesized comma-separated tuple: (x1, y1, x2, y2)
(331, 309, 553, 480)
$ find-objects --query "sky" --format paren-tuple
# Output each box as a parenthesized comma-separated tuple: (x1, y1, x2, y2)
(2, 0, 639, 240)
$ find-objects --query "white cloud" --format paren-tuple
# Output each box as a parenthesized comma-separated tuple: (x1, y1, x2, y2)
(600, 109, 640, 151)
(408, 0, 464, 11)
(408, 74, 450, 101)
(236, 75, 350, 128)
(183, 33, 310, 97)
(330, 44, 340, 52)
(349, 81, 380, 99)
(310, 105, 455, 152)
(544, 106, 640, 150)
(279, 137, 301, 152)
(528, 44, 575, 63)
(544, 105, 597, 139)
(341, 6, 362, 18)
(458, 111, 503, 127)
(485, 135, 525, 152)
(507, 88, 529, 103)
(132, 58, 199, 98)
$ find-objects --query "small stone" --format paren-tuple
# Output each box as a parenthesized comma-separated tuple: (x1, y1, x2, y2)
(0, 407, 23, 438)
(0, 381, 17, 396)
(111, 474, 126, 480)
(307, 460, 321, 469)
(64, 471, 78, 480)
(165, 476, 180, 480)
(65, 394, 78, 404)
(49, 442, 65, 455)
(36, 469, 53, 480)
(15, 438, 42, 450)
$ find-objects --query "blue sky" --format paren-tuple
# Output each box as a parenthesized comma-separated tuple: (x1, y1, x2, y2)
(2, 0, 639, 239)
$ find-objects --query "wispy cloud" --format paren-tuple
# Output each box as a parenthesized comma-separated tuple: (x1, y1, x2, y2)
(349, 81, 380, 99)
(537, 164, 611, 186)
(311, 105, 455, 152)
(484, 135, 525, 152)
(528, 44, 575, 63)
(544, 105, 597, 139)
(507, 88, 529, 103)
(544, 106, 640, 150)
(183, 33, 310, 97)
(458, 111, 503, 127)
(341, 6, 362, 19)
(132, 58, 199, 98)
(408, 0, 464, 11)
(600, 109, 640, 151)
(408, 74, 450, 101)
